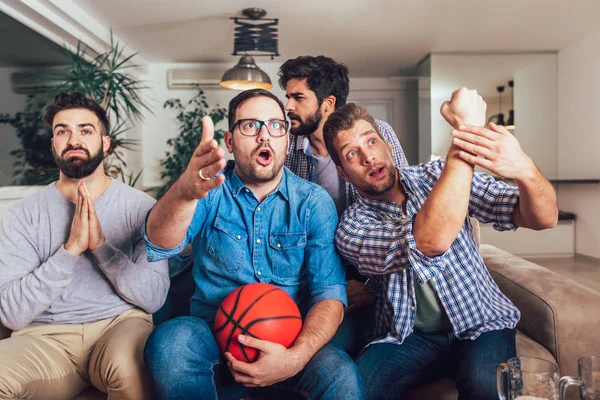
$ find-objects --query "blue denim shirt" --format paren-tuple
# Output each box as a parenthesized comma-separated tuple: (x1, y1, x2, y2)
(143, 162, 347, 325)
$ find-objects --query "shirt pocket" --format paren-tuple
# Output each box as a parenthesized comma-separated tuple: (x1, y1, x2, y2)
(208, 216, 248, 273)
(269, 232, 307, 278)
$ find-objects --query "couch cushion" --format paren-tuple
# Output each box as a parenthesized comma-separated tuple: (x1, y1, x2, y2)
(516, 330, 556, 364)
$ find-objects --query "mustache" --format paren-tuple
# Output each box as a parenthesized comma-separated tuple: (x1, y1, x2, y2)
(254, 142, 274, 155)
(287, 112, 300, 120)
(61, 145, 90, 157)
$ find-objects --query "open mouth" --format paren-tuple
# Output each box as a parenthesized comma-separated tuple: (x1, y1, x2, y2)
(369, 166, 385, 178)
(256, 148, 273, 166)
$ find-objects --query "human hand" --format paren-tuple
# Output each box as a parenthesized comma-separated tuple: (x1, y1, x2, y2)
(345, 279, 375, 314)
(65, 181, 90, 256)
(177, 116, 226, 201)
(440, 87, 487, 128)
(451, 122, 536, 181)
(81, 182, 105, 251)
(225, 335, 304, 387)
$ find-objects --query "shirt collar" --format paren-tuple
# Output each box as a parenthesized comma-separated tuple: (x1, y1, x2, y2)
(291, 134, 312, 156)
(226, 160, 290, 201)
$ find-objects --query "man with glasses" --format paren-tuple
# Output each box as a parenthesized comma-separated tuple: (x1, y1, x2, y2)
(143, 89, 364, 400)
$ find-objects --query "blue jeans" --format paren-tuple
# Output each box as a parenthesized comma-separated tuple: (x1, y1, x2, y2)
(356, 328, 516, 400)
(144, 316, 365, 400)
(330, 302, 376, 358)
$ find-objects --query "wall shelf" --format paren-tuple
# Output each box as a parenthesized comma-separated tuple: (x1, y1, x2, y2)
(549, 179, 600, 184)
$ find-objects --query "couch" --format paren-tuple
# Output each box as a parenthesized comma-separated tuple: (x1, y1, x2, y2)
(2, 244, 599, 399)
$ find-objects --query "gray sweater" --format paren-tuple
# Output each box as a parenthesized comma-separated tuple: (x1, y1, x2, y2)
(0, 180, 169, 331)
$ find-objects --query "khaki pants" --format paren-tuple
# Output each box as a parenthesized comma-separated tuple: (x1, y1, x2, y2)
(0, 308, 153, 400)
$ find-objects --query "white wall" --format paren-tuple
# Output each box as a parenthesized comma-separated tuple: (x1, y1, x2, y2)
(557, 29, 600, 258)
(0, 68, 27, 186)
(428, 54, 558, 179)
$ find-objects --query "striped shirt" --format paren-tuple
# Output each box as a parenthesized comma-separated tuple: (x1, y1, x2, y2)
(335, 160, 522, 345)
(284, 119, 409, 207)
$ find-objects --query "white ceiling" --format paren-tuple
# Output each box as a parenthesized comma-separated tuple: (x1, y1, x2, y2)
(72, 0, 600, 77)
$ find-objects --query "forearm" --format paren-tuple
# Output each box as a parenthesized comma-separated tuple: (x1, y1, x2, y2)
(289, 299, 344, 367)
(92, 241, 170, 313)
(0, 247, 78, 330)
(513, 166, 558, 230)
(413, 147, 474, 256)
(146, 177, 199, 248)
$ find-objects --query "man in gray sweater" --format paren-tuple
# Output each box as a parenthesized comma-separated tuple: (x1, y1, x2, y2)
(0, 92, 169, 400)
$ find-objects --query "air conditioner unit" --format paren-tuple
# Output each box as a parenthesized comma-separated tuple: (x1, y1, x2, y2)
(10, 67, 68, 95)
(167, 67, 228, 90)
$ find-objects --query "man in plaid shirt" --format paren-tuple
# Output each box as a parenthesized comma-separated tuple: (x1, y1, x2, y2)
(278, 56, 409, 356)
(323, 89, 558, 400)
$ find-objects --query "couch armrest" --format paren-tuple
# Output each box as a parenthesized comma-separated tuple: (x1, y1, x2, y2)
(480, 244, 600, 377)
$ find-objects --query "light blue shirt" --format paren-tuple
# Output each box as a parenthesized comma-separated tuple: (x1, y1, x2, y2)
(143, 162, 347, 324)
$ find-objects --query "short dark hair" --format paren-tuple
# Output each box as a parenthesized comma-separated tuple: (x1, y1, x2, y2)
(278, 55, 349, 109)
(323, 103, 382, 167)
(227, 89, 285, 131)
(43, 92, 110, 135)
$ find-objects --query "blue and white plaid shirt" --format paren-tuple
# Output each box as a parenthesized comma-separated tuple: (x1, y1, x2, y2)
(336, 160, 521, 345)
(285, 120, 409, 207)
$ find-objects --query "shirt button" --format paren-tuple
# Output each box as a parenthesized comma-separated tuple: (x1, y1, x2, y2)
(256, 239, 261, 244)
(257, 271, 262, 276)
(277, 243, 281, 248)
(245, 188, 249, 193)
(257, 207, 261, 211)
(237, 235, 241, 240)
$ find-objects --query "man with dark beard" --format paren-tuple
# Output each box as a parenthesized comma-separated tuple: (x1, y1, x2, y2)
(143, 89, 363, 400)
(278, 55, 410, 357)
(0, 92, 169, 399)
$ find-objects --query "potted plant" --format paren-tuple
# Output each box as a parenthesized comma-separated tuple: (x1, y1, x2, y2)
(0, 34, 149, 185)
(156, 86, 227, 199)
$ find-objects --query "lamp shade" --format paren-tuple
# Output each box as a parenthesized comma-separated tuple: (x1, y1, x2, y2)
(220, 56, 272, 90)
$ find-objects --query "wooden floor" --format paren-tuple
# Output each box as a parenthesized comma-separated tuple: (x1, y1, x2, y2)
(524, 255, 600, 292)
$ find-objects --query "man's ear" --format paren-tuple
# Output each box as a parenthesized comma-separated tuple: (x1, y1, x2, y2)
(102, 135, 111, 152)
(224, 131, 234, 154)
(336, 165, 350, 183)
(322, 95, 337, 116)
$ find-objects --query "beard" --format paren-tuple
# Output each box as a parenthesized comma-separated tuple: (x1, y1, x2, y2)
(234, 143, 285, 185)
(288, 109, 322, 137)
(356, 167, 397, 197)
(52, 145, 104, 179)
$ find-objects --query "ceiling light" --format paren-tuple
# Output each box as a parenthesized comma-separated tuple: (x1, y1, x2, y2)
(220, 8, 279, 90)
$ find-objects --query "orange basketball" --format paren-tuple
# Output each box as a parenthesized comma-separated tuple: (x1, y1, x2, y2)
(214, 283, 302, 362)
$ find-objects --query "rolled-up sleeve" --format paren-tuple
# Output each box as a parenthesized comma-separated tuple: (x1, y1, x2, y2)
(142, 221, 188, 262)
(469, 170, 519, 231)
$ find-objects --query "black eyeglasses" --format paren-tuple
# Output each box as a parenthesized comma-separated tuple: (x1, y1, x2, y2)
(231, 119, 289, 137)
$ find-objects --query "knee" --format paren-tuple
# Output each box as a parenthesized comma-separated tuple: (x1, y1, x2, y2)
(144, 317, 219, 374)
(0, 368, 20, 399)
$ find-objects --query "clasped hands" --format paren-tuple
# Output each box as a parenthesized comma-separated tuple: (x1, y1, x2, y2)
(64, 181, 105, 256)
(440, 87, 535, 181)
